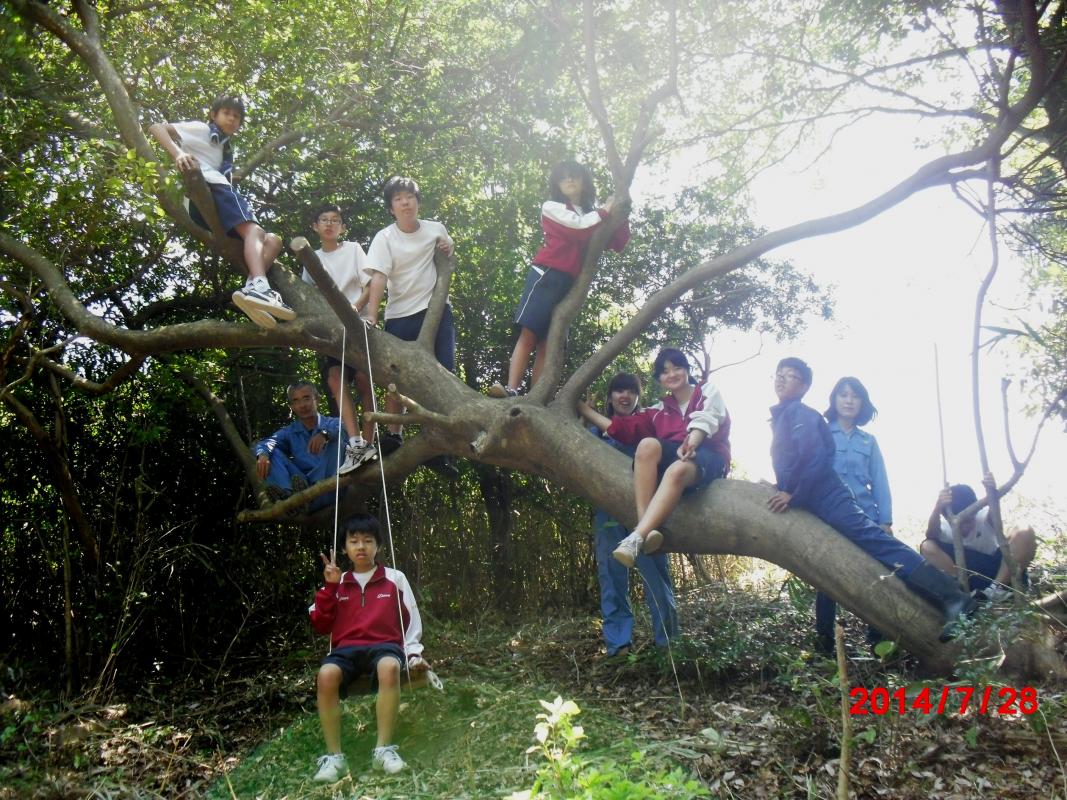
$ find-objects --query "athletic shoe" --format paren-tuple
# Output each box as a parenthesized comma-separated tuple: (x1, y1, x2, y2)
(372, 744, 406, 774)
(337, 441, 378, 475)
(423, 455, 459, 480)
(487, 382, 520, 398)
(643, 529, 664, 554)
(612, 532, 643, 569)
(312, 753, 347, 782)
(290, 474, 309, 493)
(232, 284, 296, 325)
(265, 484, 290, 502)
(242, 305, 277, 329)
(976, 583, 1012, 603)
(378, 432, 403, 457)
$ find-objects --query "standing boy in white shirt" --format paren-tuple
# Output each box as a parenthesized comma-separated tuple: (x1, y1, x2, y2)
(305, 204, 378, 474)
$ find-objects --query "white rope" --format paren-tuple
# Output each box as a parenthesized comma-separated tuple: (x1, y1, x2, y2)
(358, 316, 427, 694)
(328, 324, 348, 655)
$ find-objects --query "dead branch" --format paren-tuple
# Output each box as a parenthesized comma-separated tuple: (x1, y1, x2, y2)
(39, 354, 146, 396)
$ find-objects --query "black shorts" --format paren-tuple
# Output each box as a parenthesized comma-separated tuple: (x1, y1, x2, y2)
(384, 304, 456, 372)
(932, 540, 1002, 591)
(513, 266, 574, 340)
(188, 182, 256, 236)
(639, 438, 728, 494)
(321, 643, 405, 697)
(320, 355, 362, 383)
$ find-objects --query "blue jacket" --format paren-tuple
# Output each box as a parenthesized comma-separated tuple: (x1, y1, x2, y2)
(254, 414, 341, 475)
(769, 399, 839, 509)
(829, 421, 892, 525)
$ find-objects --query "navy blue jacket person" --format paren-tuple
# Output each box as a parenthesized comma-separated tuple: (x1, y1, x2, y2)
(767, 358, 976, 643)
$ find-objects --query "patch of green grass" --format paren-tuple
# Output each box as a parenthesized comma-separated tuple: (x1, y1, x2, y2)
(205, 673, 655, 799)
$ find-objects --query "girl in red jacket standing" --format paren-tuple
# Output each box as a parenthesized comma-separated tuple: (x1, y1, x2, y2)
(582, 349, 731, 567)
(489, 161, 629, 397)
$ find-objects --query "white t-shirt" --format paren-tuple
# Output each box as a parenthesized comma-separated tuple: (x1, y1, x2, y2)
(937, 508, 999, 555)
(170, 121, 230, 185)
(365, 219, 453, 319)
(302, 241, 370, 305)
(352, 568, 376, 590)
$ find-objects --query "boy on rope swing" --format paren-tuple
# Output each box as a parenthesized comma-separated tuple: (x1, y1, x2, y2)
(149, 94, 294, 327)
(310, 514, 430, 782)
(767, 357, 977, 642)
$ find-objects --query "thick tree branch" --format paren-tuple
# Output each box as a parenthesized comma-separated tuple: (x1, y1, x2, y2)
(560, 57, 1060, 402)
(416, 250, 456, 355)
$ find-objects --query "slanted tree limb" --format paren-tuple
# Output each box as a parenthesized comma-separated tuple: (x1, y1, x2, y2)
(416, 250, 455, 356)
(1, 388, 98, 565)
(38, 354, 146, 396)
(178, 369, 265, 504)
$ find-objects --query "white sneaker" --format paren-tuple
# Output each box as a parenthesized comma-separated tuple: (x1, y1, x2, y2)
(612, 532, 643, 569)
(978, 583, 1012, 603)
(372, 744, 406, 774)
(643, 529, 663, 554)
(241, 305, 277, 329)
(337, 441, 378, 475)
(232, 283, 296, 324)
(313, 752, 347, 782)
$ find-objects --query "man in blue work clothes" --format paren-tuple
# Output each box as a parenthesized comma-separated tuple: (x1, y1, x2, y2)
(767, 357, 976, 643)
(254, 382, 346, 509)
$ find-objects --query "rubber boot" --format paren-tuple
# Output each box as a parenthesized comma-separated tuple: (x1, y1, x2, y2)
(905, 562, 979, 642)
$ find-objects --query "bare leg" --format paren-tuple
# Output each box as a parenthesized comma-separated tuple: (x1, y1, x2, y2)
(633, 438, 663, 520)
(530, 344, 548, 388)
(317, 664, 344, 753)
(374, 657, 401, 747)
(327, 365, 359, 441)
(506, 328, 539, 391)
(633, 460, 699, 540)
(355, 371, 376, 442)
(993, 526, 1037, 584)
(919, 539, 957, 575)
(233, 222, 280, 279)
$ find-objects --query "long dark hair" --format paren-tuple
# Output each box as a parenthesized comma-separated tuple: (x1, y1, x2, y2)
(824, 376, 877, 426)
(548, 160, 596, 211)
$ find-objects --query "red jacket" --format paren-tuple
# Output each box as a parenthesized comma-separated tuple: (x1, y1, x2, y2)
(606, 380, 731, 473)
(532, 201, 630, 278)
(309, 564, 424, 657)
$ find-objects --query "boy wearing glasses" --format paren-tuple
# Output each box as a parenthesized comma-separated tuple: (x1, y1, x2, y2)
(768, 357, 976, 643)
(304, 204, 377, 474)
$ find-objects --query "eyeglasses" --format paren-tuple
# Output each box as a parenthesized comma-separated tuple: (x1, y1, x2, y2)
(317, 217, 342, 226)
(775, 371, 804, 382)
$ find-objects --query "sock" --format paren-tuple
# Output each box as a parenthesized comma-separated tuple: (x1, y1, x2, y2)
(247, 276, 270, 291)
(349, 436, 365, 447)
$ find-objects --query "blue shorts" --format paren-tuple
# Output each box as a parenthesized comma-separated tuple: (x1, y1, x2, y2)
(321, 643, 405, 697)
(384, 304, 456, 372)
(513, 266, 574, 340)
(188, 181, 256, 236)
(933, 540, 1002, 591)
(639, 438, 727, 494)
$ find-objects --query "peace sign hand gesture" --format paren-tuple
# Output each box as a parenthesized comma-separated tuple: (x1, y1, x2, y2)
(321, 550, 341, 584)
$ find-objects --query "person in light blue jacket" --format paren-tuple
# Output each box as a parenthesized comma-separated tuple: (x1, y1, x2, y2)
(815, 376, 892, 653)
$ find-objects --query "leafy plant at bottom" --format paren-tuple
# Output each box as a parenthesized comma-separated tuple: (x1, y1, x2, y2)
(507, 696, 709, 800)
